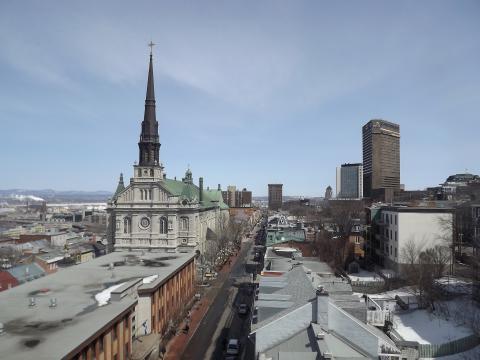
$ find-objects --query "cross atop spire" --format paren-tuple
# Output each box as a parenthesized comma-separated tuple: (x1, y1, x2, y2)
(148, 41, 155, 56)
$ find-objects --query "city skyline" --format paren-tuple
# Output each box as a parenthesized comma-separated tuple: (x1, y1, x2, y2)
(1, 1, 480, 196)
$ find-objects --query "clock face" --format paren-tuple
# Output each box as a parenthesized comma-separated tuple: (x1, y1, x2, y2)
(140, 217, 151, 229)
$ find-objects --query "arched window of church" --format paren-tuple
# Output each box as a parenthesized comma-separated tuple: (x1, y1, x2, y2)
(140, 189, 143, 200)
(160, 217, 168, 234)
(150, 169, 154, 177)
(180, 217, 189, 231)
(124, 217, 131, 234)
(138, 169, 142, 177)
(149, 189, 153, 200)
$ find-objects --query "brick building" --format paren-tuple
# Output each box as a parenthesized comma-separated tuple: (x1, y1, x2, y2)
(0, 250, 196, 360)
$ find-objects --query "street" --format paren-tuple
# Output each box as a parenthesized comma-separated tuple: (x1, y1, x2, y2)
(182, 236, 256, 360)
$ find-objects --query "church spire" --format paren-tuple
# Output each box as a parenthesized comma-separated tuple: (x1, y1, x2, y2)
(114, 173, 125, 198)
(138, 42, 160, 166)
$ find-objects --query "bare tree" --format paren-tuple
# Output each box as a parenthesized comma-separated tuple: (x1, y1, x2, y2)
(401, 239, 449, 309)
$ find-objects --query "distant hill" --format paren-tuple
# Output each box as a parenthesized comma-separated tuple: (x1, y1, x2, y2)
(0, 189, 112, 204)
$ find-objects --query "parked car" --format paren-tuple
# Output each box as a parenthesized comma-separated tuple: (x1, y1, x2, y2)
(226, 339, 240, 355)
(238, 303, 249, 315)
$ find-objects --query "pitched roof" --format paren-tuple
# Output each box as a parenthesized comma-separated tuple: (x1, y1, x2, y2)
(7, 263, 45, 283)
(161, 178, 228, 210)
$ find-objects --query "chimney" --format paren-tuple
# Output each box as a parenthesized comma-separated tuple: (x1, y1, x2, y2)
(316, 286, 329, 326)
(199, 177, 204, 203)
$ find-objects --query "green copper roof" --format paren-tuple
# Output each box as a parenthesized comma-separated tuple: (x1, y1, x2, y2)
(161, 178, 228, 210)
(266, 229, 306, 247)
(114, 173, 125, 198)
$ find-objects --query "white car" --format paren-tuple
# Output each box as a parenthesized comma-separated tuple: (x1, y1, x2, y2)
(226, 339, 240, 355)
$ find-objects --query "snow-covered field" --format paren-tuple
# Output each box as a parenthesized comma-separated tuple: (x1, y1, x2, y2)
(394, 309, 473, 344)
(393, 299, 478, 345)
(348, 269, 383, 282)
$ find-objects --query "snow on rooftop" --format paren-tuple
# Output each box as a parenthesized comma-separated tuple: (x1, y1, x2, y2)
(142, 275, 158, 284)
(95, 282, 126, 306)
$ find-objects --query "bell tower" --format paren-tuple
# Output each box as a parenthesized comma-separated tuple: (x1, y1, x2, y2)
(134, 42, 163, 182)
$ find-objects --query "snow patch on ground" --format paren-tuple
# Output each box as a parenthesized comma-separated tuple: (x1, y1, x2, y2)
(142, 275, 158, 284)
(393, 300, 475, 345)
(348, 269, 383, 282)
(435, 277, 472, 295)
(95, 283, 126, 306)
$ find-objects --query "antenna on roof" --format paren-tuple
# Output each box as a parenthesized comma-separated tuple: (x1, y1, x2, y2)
(29, 297, 36, 307)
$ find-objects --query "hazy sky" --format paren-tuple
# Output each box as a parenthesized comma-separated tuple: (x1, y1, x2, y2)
(1, 1, 479, 196)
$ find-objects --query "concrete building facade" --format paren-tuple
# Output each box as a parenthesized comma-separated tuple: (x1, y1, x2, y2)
(366, 206, 453, 275)
(362, 120, 400, 198)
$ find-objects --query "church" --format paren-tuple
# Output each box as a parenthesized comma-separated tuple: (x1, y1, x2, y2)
(106, 50, 229, 254)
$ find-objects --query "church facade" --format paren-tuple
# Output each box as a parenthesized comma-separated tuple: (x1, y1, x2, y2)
(106, 52, 228, 254)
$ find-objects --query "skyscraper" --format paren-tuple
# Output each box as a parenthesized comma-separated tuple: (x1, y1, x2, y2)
(268, 184, 283, 211)
(362, 119, 400, 198)
(336, 163, 363, 199)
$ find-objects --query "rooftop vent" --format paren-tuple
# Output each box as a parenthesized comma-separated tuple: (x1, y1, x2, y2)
(316, 332, 325, 340)
(29, 297, 36, 307)
(49, 298, 57, 308)
(0, 322, 4, 335)
(323, 352, 333, 359)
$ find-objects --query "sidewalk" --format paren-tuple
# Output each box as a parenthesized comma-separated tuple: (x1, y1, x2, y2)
(164, 246, 244, 360)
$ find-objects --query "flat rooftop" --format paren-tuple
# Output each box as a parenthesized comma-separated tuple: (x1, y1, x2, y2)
(0, 249, 195, 360)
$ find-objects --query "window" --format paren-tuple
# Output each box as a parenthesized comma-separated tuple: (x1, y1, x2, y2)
(160, 217, 168, 234)
(395, 247, 397, 257)
(124, 217, 131, 234)
(395, 215, 397, 225)
(395, 231, 397, 241)
(180, 217, 189, 231)
(390, 245, 392, 255)
(149, 189, 153, 200)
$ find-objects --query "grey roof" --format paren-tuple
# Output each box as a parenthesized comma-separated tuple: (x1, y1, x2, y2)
(0, 249, 195, 360)
(264, 327, 319, 360)
(7, 263, 45, 283)
(254, 266, 316, 330)
(264, 324, 371, 360)
(311, 324, 370, 359)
